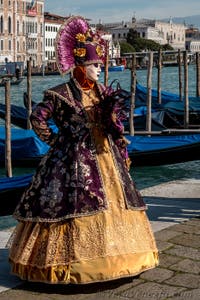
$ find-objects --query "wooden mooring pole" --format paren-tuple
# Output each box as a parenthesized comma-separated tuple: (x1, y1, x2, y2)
(5, 79, 12, 177)
(146, 52, 153, 132)
(183, 50, 189, 128)
(104, 41, 109, 87)
(157, 48, 162, 104)
(129, 53, 136, 136)
(178, 49, 183, 100)
(27, 58, 32, 129)
(196, 52, 200, 97)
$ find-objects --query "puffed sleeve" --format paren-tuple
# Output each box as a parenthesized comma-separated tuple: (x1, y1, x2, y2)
(30, 91, 58, 146)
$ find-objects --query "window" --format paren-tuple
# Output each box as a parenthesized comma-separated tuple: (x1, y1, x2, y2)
(0, 39, 3, 50)
(8, 40, 11, 50)
(0, 16, 3, 33)
(17, 20, 19, 34)
(17, 1, 19, 13)
(8, 16, 12, 34)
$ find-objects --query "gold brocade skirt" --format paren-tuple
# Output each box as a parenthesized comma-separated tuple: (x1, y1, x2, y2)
(8, 127, 159, 284)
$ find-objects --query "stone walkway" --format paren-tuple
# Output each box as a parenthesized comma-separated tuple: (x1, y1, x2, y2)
(0, 218, 199, 299)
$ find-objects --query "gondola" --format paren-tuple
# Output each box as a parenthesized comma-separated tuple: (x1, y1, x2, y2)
(0, 124, 200, 167)
(0, 76, 24, 87)
(0, 173, 33, 216)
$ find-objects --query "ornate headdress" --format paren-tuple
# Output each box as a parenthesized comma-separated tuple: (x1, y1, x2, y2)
(55, 15, 107, 75)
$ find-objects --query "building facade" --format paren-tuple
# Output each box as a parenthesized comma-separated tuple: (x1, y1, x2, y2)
(109, 18, 186, 50)
(185, 26, 200, 53)
(0, 4, 192, 70)
(0, 0, 44, 67)
(44, 12, 67, 65)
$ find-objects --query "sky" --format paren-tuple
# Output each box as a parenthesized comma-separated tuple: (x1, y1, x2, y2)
(44, 0, 200, 24)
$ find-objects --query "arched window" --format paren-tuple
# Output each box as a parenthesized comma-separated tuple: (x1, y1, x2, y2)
(17, 1, 19, 12)
(0, 16, 3, 33)
(17, 20, 19, 34)
(22, 21, 25, 34)
(8, 40, 11, 50)
(8, 16, 12, 34)
(0, 40, 3, 51)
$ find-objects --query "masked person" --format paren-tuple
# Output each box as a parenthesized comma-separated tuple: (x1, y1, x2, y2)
(8, 16, 158, 284)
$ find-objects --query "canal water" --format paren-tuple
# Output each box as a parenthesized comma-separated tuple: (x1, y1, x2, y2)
(0, 65, 200, 229)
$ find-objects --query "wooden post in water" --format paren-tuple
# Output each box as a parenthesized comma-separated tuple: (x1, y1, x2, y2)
(146, 52, 153, 132)
(129, 53, 136, 136)
(27, 58, 32, 129)
(196, 52, 200, 97)
(178, 49, 182, 100)
(183, 50, 189, 128)
(5, 79, 12, 177)
(157, 48, 162, 104)
(104, 40, 109, 87)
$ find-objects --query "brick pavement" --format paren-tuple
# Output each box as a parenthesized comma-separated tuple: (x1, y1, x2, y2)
(0, 217, 199, 300)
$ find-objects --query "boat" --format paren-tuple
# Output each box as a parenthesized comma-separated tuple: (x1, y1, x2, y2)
(0, 75, 24, 87)
(23, 70, 60, 76)
(0, 173, 33, 216)
(0, 126, 52, 167)
(126, 132, 200, 166)
(0, 102, 29, 129)
(135, 82, 188, 105)
(0, 95, 53, 129)
(0, 82, 183, 129)
(0, 80, 199, 132)
(135, 83, 200, 126)
(101, 59, 125, 72)
(0, 124, 200, 167)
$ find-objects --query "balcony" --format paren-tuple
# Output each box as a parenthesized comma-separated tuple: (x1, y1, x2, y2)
(27, 49, 38, 54)
(26, 33, 37, 39)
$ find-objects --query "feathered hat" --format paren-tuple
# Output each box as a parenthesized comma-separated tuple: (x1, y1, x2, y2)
(55, 15, 107, 75)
